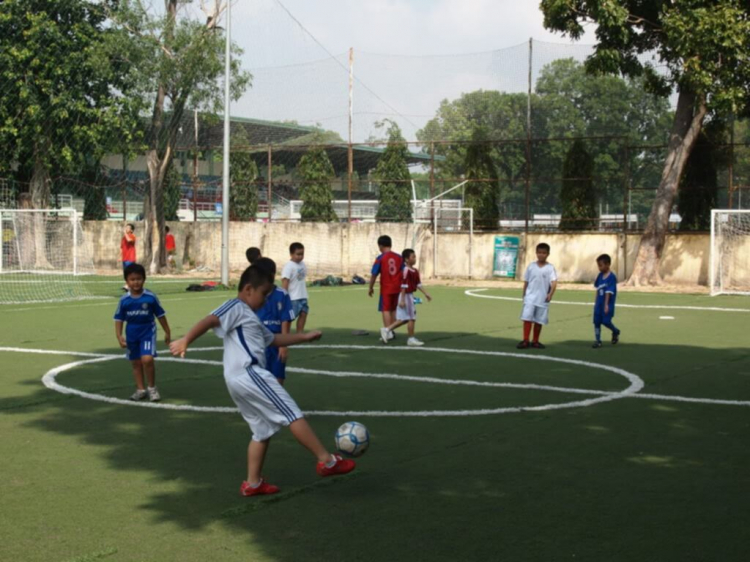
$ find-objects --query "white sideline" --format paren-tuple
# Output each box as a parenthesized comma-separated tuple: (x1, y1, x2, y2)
(465, 288, 750, 313)
(2, 345, 749, 415)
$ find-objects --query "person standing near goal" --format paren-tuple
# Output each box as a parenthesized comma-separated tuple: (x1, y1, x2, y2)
(120, 223, 136, 269)
(369, 235, 404, 339)
(114, 263, 171, 402)
(517, 243, 557, 349)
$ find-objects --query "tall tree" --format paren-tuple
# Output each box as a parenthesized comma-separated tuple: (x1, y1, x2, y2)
(678, 127, 724, 231)
(375, 121, 412, 223)
(541, 0, 750, 285)
(298, 145, 336, 222)
(463, 128, 500, 230)
(560, 140, 597, 230)
(112, 0, 250, 273)
(163, 163, 182, 222)
(0, 0, 140, 266)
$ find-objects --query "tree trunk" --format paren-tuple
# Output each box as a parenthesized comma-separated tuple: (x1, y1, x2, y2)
(626, 90, 707, 286)
(29, 150, 52, 269)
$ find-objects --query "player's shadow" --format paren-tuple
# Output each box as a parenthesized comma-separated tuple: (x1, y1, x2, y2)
(2, 329, 750, 562)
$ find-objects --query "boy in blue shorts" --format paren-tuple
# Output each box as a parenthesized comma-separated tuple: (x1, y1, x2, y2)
(251, 255, 295, 385)
(592, 254, 621, 348)
(169, 265, 355, 496)
(114, 263, 171, 401)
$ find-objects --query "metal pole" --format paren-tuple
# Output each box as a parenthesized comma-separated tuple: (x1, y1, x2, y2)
(433, 208, 438, 278)
(469, 208, 473, 279)
(710, 209, 716, 295)
(267, 145, 273, 222)
(348, 47, 354, 223)
(429, 142, 435, 225)
(728, 113, 735, 209)
(524, 38, 533, 234)
(193, 109, 199, 224)
(0, 213, 3, 274)
(72, 209, 78, 275)
(220, 0, 231, 286)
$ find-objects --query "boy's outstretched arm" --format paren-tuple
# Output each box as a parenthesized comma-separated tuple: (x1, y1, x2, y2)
(272, 331, 322, 348)
(169, 315, 220, 357)
(157, 316, 172, 345)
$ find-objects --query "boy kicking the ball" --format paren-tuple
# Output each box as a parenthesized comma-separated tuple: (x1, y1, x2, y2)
(517, 242, 557, 349)
(170, 265, 354, 497)
(114, 263, 171, 401)
(381, 249, 432, 346)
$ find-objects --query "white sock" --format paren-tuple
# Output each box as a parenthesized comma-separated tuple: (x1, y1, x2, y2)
(325, 454, 337, 468)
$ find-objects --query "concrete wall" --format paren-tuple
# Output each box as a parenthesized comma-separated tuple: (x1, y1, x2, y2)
(83, 221, 715, 286)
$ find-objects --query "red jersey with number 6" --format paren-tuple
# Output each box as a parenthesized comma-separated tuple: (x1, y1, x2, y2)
(372, 251, 403, 295)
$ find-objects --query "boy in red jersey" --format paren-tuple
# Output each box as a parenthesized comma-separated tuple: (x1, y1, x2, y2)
(120, 224, 136, 269)
(381, 249, 432, 346)
(165, 226, 176, 268)
(368, 235, 403, 338)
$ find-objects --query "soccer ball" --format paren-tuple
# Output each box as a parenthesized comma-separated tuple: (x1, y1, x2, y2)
(335, 421, 370, 457)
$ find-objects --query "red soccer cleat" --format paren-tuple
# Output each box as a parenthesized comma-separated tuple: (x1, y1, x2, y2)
(240, 479, 280, 497)
(316, 454, 356, 477)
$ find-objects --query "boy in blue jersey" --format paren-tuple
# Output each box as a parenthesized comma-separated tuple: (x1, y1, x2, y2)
(250, 256, 295, 385)
(592, 254, 621, 348)
(169, 265, 355, 497)
(114, 263, 172, 401)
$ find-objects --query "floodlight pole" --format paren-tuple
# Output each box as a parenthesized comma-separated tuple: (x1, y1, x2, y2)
(220, 0, 231, 286)
(347, 47, 354, 223)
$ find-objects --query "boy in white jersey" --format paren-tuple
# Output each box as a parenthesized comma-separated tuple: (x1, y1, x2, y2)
(281, 242, 308, 333)
(169, 265, 354, 497)
(517, 242, 557, 349)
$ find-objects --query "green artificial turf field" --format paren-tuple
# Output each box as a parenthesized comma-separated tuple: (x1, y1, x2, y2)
(1, 283, 749, 562)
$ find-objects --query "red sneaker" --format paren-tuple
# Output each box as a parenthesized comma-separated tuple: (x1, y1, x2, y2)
(240, 479, 280, 497)
(316, 454, 356, 477)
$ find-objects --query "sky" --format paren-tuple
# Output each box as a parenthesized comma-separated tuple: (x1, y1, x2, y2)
(222, 0, 598, 141)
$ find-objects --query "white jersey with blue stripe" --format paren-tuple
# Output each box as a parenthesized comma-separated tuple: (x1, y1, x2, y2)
(211, 298, 276, 375)
(113, 289, 166, 341)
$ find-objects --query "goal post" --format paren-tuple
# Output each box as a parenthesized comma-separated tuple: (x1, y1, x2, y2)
(710, 209, 750, 296)
(433, 206, 474, 279)
(0, 208, 98, 304)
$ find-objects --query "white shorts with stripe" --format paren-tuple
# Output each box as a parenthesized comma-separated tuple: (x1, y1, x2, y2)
(224, 365, 304, 441)
(396, 293, 417, 322)
(520, 302, 550, 325)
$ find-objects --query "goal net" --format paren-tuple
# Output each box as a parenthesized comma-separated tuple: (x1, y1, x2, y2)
(0, 209, 98, 304)
(433, 207, 474, 279)
(710, 210, 750, 296)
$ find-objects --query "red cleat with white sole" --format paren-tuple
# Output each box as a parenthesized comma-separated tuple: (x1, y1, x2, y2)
(240, 479, 280, 497)
(316, 454, 356, 477)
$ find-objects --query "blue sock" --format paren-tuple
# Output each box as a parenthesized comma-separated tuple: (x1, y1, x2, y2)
(594, 325, 602, 342)
(603, 321, 619, 334)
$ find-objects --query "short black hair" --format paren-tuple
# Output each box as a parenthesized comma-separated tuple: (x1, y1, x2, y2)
(165, 226, 170, 233)
(254, 257, 277, 281)
(289, 242, 304, 254)
(377, 235, 392, 248)
(402, 248, 415, 261)
(245, 247, 262, 264)
(123, 263, 146, 281)
(238, 265, 273, 291)
(597, 254, 612, 265)
(536, 242, 551, 252)
(127, 223, 135, 230)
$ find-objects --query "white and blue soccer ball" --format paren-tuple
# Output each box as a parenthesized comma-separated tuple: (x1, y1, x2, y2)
(335, 421, 370, 457)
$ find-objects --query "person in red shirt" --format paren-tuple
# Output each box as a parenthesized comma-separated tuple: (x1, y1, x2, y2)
(121, 224, 136, 269)
(368, 235, 404, 337)
(381, 248, 432, 346)
(165, 226, 176, 268)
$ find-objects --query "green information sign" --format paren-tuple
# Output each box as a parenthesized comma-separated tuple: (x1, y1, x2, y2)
(493, 236, 520, 278)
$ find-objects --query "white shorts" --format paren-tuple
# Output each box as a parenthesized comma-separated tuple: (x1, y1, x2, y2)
(396, 293, 417, 322)
(225, 365, 304, 442)
(520, 302, 550, 325)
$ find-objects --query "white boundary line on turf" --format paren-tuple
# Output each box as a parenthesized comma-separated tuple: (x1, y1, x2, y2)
(0, 286, 365, 313)
(465, 288, 750, 313)
(2, 345, 747, 413)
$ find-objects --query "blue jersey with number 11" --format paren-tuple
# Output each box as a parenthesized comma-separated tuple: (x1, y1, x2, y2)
(114, 290, 166, 341)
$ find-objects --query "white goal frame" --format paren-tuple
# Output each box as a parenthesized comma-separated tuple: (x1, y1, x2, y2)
(433, 207, 474, 279)
(710, 209, 750, 296)
(0, 208, 82, 276)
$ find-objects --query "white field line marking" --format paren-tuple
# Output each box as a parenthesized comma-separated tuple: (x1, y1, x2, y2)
(465, 288, 750, 313)
(659, 316, 675, 320)
(2, 346, 747, 414)
(0, 286, 365, 313)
